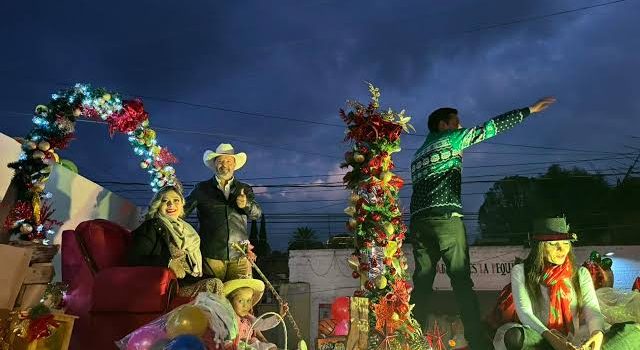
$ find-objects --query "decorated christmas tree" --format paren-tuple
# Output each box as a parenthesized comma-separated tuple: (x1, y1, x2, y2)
(341, 84, 431, 349)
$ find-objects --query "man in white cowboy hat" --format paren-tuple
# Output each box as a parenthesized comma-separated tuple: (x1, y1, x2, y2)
(185, 143, 262, 281)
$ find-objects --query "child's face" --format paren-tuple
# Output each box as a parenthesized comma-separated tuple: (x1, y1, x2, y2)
(231, 288, 254, 317)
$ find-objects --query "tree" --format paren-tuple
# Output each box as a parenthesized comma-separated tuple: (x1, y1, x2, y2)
(478, 175, 539, 244)
(478, 165, 611, 245)
(249, 219, 259, 247)
(256, 214, 271, 258)
(608, 176, 640, 244)
(288, 226, 325, 250)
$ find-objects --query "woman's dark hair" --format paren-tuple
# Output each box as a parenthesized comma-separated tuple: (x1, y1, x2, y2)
(427, 107, 458, 132)
(523, 241, 582, 313)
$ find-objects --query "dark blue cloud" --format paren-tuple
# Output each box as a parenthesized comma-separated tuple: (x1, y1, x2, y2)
(1, 0, 638, 249)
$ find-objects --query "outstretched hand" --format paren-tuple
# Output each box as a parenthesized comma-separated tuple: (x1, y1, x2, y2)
(236, 188, 248, 208)
(530, 96, 556, 113)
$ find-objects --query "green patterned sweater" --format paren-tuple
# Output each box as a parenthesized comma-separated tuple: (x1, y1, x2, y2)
(410, 108, 531, 218)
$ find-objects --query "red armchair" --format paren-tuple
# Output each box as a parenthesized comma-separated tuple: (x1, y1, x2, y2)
(62, 219, 182, 349)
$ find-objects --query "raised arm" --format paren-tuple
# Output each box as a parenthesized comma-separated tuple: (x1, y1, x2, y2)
(452, 97, 556, 150)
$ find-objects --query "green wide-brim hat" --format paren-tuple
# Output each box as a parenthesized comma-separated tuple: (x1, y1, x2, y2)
(531, 217, 578, 242)
(223, 278, 265, 307)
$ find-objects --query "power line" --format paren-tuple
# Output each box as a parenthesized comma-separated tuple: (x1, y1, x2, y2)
(3, 110, 633, 161)
(459, 0, 631, 35)
(93, 156, 635, 187)
(98, 170, 637, 190)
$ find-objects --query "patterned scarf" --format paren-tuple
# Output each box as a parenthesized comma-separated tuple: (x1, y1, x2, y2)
(157, 215, 203, 277)
(542, 259, 574, 335)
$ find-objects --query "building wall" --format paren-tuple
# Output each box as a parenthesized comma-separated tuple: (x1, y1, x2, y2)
(289, 245, 640, 349)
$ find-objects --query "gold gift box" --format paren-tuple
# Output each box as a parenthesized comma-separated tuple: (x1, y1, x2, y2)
(2, 311, 77, 350)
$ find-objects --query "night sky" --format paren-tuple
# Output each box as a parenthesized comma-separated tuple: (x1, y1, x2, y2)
(1, 0, 639, 251)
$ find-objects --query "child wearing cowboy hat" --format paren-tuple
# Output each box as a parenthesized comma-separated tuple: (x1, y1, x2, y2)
(224, 278, 288, 350)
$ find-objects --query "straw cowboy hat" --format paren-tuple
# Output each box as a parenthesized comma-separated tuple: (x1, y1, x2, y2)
(223, 278, 265, 307)
(203, 143, 247, 171)
(531, 217, 578, 242)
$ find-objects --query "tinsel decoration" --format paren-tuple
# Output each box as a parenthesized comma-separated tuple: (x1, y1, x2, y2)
(106, 99, 149, 135)
(341, 84, 428, 350)
(42, 282, 69, 310)
(5, 84, 179, 241)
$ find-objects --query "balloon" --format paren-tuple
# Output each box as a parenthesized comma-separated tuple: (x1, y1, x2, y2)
(331, 297, 350, 321)
(165, 335, 205, 350)
(590, 250, 601, 263)
(601, 257, 613, 270)
(333, 319, 349, 336)
(165, 305, 209, 338)
(127, 327, 167, 350)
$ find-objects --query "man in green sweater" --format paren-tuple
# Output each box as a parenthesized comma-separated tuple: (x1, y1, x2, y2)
(409, 97, 555, 350)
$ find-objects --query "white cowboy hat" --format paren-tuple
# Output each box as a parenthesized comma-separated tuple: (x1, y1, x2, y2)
(203, 143, 247, 171)
(223, 278, 265, 307)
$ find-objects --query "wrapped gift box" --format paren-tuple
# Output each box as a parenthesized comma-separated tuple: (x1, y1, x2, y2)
(5, 312, 77, 350)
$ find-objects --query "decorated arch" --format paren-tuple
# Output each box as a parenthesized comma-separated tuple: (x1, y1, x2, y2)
(3, 83, 178, 242)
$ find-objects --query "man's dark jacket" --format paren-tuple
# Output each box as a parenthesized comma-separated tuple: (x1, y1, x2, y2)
(184, 178, 262, 260)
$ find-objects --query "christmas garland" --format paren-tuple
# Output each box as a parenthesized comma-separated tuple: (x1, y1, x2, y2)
(341, 84, 429, 349)
(4, 83, 178, 241)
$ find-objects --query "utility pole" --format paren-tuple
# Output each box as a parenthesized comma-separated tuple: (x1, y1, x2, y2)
(622, 151, 640, 184)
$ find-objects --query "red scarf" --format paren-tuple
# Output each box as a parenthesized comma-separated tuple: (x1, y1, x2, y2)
(542, 259, 574, 335)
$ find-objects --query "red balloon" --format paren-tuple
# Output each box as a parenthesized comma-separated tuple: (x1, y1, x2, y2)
(331, 297, 350, 321)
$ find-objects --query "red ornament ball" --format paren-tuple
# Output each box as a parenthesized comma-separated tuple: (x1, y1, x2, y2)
(352, 271, 360, 279)
(365, 281, 374, 290)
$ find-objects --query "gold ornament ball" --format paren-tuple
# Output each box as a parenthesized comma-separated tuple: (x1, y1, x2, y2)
(391, 313, 400, 321)
(140, 161, 149, 169)
(344, 206, 356, 217)
(38, 141, 51, 151)
(103, 93, 112, 101)
(73, 108, 82, 117)
(20, 223, 33, 234)
(381, 171, 393, 183)
(32, 150, 46, 160)
(25, 141, 37, 150)
(353, 153, 365, 163)
(383, 222, 395, 236)
(349, 193, 360, 204)
(348, 218, 358, 230)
